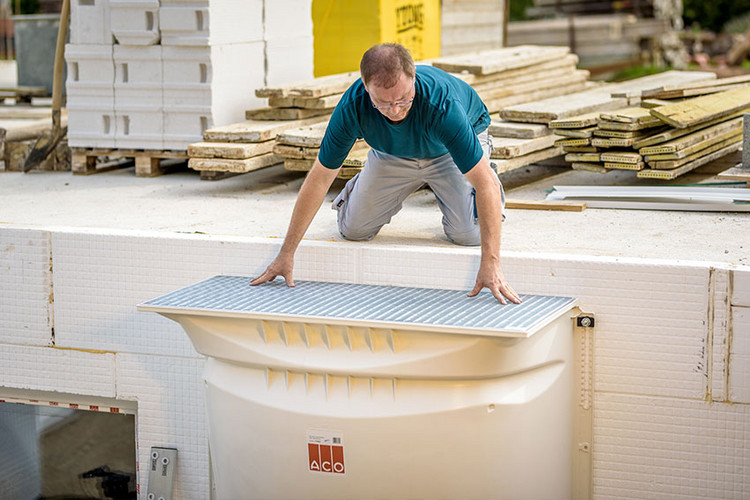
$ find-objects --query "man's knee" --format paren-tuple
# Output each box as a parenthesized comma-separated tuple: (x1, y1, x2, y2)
(338, 219, 379, 242)
(445, 227, 481, 246)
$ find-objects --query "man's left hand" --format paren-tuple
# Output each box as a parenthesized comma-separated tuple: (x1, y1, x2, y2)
(467, 261, 522, 305)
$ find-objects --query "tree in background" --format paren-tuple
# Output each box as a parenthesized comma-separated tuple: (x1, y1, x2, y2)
(680, 0, 750, 33)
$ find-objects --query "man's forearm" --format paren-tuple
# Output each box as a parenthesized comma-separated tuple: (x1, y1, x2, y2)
(279, 157, 339, 256)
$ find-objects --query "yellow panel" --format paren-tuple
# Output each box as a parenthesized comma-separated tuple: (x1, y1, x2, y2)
(381, 0, 441, 62)
(312, 0, 441, 77)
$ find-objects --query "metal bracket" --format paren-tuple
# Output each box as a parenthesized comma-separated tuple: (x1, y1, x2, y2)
(147, 447, 177, 500)
(577, 315, 595, 328)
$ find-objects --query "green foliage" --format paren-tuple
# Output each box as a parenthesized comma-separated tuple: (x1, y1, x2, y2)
(682, 0, 750, 33)
(509, 0, 534, 22)
(609, 65, 668, 82)
(17, 0, 40, 14)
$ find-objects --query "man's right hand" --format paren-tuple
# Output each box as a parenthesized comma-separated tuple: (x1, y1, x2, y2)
(249, 253, 295, 287)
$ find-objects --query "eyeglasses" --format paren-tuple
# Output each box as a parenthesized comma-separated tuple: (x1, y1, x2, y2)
(371, 96, 415, 110)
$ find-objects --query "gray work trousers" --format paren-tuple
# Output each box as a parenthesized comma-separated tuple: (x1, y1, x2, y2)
(332, 129, 504, 246)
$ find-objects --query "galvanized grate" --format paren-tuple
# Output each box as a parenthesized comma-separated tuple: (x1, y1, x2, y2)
(139, 276, 577, 337)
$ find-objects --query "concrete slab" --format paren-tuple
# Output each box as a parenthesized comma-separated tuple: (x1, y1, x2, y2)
(2, 155, 747, 265)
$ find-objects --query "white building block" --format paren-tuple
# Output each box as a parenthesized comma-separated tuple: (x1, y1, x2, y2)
(733, 269, 750, 306)
(729, 306, 750, 402)
(65, 44, 116, 148)
(159, 0, 262, 46)
(265, 36, 314, 86)
(67, 104, 117, 148)
(51, 231, 225, 356)
(116, 353, 209, 499)
(65, 44, 114, 107)
(0, 344, 115, 397)
(594, 392, 750, 499)
(0, 229, 52, 346)
(113, 44, 162, 107)
(114, 107, 163, 149)
(162, 43, 265, 148)
(264, 0, 312, 41)
(70, 0, 112, 45)
(110, 0, 160, 45)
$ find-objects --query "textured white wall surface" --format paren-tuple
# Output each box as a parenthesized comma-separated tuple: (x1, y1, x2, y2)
(1, 226, 749, 499)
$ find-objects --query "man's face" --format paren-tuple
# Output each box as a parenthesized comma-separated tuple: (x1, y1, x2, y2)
(365, 71, 415, 124)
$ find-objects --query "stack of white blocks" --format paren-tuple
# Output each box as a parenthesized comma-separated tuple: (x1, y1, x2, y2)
(65, 0, 314, 151)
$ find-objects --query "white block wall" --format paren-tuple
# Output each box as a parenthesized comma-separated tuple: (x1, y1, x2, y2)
(3, 226, 749, 499)
(66, 0, 314, 151)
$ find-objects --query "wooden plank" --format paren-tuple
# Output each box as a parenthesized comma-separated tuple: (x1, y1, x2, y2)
(646, 133, 742, 168)
(600, 151, 642, 164)
(493, 146, 564, 173)
(276, 122, 330, 147)
(554, 137, 591, 147)
(639, 117, 743, 154)
(604, 161, 645, 170)
(490, 134, 557, 159)
(188, 152, 283, 173)
(608, 70, 716, 98)
(563, 146, 599, 152)
(642, 74, 750, 98)
(454, 54, 580, 86)
(597, 119, 665, 131)
(488, 120, 550, 139)
(187, 140, 274, 159)
(565, 152, 601, 162)
(431, 45, 570, 75)
(649, 86, 750, 129)
(634, 108, 750, 149)
(284, 158, 314, 171)
(549, 111, 602, 129)
(504, 199, 586, 211)
(500, 86, 627, 124)
(342, 148, 370, 167)
(268, 93, 343, 110)
(599, 106, 663, 124)
(484, 80, 591, 114)
(255, 72, 359, 98)
(717, 166, 750, 182)
(203, 116, 328, 143)
(591, 137, 639, 147)
(572, 162, 608, 173)
(245, 107, 333, 121)
(470, 64, 580, 94)
(553, 126, 596, 138)
(593, 127, 667, 139)
(273, 143, 319, 160)
(638, 143, 742, 179)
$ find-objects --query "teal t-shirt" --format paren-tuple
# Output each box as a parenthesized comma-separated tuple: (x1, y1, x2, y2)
(318, 65, 490, 174)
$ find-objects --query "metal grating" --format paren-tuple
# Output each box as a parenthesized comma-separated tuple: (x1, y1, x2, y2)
(139, 276, 577, 337)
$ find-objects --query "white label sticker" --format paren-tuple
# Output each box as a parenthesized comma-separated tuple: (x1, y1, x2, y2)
(307, 429, 345, 474)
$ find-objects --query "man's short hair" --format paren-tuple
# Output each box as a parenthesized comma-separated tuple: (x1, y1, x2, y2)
(360, 43, 415, 88)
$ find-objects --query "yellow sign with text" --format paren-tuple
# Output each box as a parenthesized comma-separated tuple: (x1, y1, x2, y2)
(313, 0, 441, 77)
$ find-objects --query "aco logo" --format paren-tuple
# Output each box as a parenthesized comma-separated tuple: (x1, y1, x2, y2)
(308, 443, 345, 474)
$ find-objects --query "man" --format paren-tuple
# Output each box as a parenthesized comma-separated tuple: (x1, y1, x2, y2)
(251, 43, 520, 305)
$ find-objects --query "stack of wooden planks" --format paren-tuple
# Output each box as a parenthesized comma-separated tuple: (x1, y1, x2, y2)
(247, 72, 359, 121)
(187, 72, 359, 178)
(550, 80, 750, 179)
(187, 116, 327, 179)
(433, 45, 592, 115)
(273, 121, 369, 180)
(487, 70, 717, 173)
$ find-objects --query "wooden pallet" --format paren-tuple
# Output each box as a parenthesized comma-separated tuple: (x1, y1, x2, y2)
(71, 148, 189, 176)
